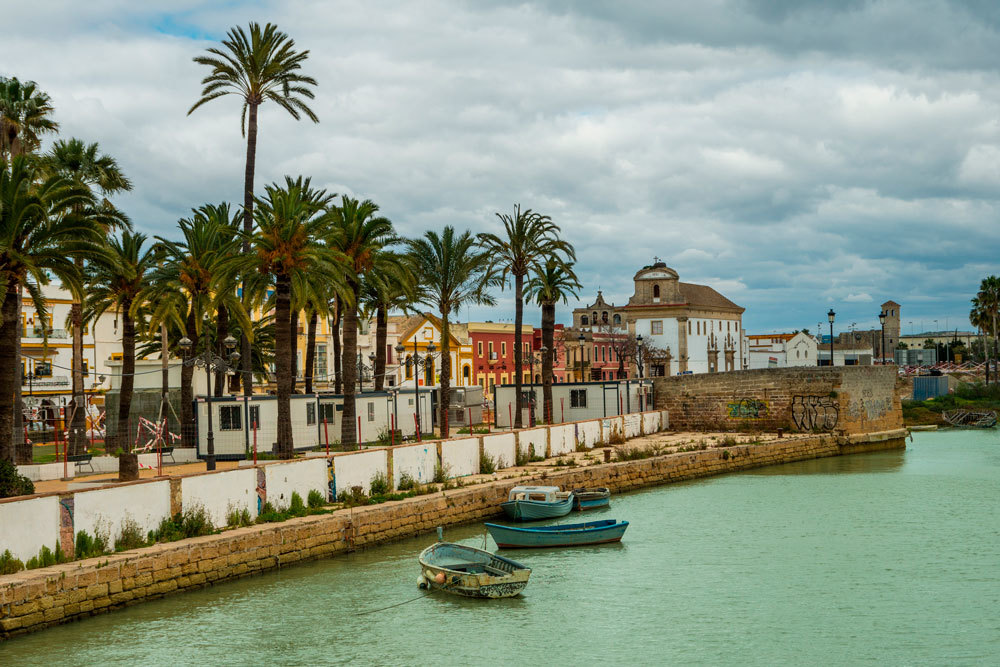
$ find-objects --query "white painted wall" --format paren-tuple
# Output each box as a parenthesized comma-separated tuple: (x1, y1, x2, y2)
(549, 424, 576, 456)
(441, 437, 479, 476)
(602, 416, 624, 442)
(333, 449, 388, 496)
(181, 469, 257, 527)
(17, 462, 73, 482)
(576, 420, 602, 448)
(624, 414, 642, 439)
(264, 459, 328, 510)
(392, 444, 437, 489)
(482, 433, 515, 469)
(0, 496, 60, 561)
(642, 411, 660, 434)
(197, 396, 321, 458)
(75, 480, 172, 544)
(518, 428, 547, 459)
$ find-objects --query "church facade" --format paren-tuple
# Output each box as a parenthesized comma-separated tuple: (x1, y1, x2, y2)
(572, 260, 746, 376)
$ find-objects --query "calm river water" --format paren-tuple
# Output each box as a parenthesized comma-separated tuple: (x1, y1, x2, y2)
(4, 431, 999, 665)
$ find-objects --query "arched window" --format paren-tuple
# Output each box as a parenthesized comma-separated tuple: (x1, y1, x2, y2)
(592, 311, 598, 322)
(581, 315, 589, 325)
(653, 284, 660, 298)
(602, 312, 608, 323)
(613, 314, 621, 325)
(463, 365, 470, 381)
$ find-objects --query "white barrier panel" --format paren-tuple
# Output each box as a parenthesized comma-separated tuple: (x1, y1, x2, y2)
(624, 414, 642, 439)
(182, 469, 257, 527)
(0, 496, 60, 562)
(264, 459, 328, 509)
(642, 411, 660, 434)
(482, 433, 515, 469)
(660, 410, 669, 430)
(549, 424, 576, 456)
(75, 480, 172, 544)
(518, 428, 547, 459)
(17, 463, 72, 482)
(392, 444, 436, 489)
(333, 449, 388, 496)
(601, 416, 625, 442)
(576, 420, 602, 448)
(441, 437, 479, 477)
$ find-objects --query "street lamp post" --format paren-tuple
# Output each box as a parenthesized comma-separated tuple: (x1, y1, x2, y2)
(577, 333, 586, 382)
(827, 309, 836, 367)
(179, 334, 240, 472)
(879, 310, 887, 365)
(395, 340, 436, 438)
(636, 335, 644, 379)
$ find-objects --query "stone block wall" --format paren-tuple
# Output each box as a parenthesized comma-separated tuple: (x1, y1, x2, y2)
(653, 366, 902, 434)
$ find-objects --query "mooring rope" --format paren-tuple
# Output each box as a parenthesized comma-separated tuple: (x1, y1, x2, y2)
(356, 579, 456, 616)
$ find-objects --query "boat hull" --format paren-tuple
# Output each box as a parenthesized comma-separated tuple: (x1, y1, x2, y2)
(501, 496, 575, 521)
(418, 542, 530, 598)
(572, 488, 611, 511)
(485, 519, 629, 548)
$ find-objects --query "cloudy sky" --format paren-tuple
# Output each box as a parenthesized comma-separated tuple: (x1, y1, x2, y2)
(4, 0, 999, 336)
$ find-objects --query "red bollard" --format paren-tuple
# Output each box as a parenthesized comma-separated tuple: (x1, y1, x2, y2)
(253, 420, 258, 465)
(415, 413, 421, 442)
(357, 416, 362, 450)
(323, 418, 330, 455)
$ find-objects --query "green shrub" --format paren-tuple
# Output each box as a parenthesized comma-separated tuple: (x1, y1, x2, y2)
(397, 472, 416, 491)
(721, 435, 739, 446)
(480, 452, 497, 475)
(614, 443, 666, 461)
(369, 471, 390, 496)
(0, 549, 25, 575)
(721, 449, 731, 460)
(432, 463, 452, 484)
(148, 506, 215, 542)
(25, 544, 66, 570)
(288, 492, 307, 517)
(226, 505, 253, 528)
(307, 489, 325, 508)
(337, 486, 370, 507)
(114, 517, 147, 552)
(515, 446, 530, 467)
(0, 459, 34, 498)
(75, 528, 110, 560)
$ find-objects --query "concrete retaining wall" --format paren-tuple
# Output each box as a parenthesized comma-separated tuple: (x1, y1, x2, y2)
(332, 450, 387, 496)
(74, 481, 172, 545)
(181, 469, 257, 527)
(0, 496, 60, 562)
(482, 433, 515, 469)
(518, 428, 547, 458)
(442, 438, 479, 476)
(391, 444, 436, 488)
(264, 459, 328, 510)
(576, 420, 602, 448)
(549, 424, 576, 456)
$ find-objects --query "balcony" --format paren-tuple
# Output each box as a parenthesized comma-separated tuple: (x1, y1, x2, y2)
(22, 328, 70, 340)
(22, 375, 70, 388)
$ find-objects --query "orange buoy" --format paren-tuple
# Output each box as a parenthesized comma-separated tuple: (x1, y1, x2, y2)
(434, 572, 446, 584)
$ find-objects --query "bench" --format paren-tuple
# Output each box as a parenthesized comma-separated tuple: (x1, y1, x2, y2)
(67, 453, 94, 473)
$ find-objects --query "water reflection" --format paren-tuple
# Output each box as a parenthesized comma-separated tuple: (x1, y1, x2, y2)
(743, 449, 906, 476)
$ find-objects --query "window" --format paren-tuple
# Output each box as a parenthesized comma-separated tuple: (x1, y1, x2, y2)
(463, 366, 470, 381)
(315, 345, 327, 380)
(570, 389, 587, 408)
(82, 360, 89, 375)
(386, 344, 393, 364)
(489, 342, 494, 357)
(651, 321, 663, 335)
(524, 342, 530, 354)
(523, 373, 530, 383)
(592, 312, 597, 322)
(602, 312, 608, 323)
(111, 352, 123, 361)
(405, 355, 412, 379)
(601, 346, 606, 362)
(613, 314, 621, 325)
(581, 316, 589, 325)
(307, 402, 317, 425)
(220, 405, 242, 431)
(501, 342, 506, 357)
(653, 284, 660, 298)
(250, 405, 261, 428)
(368, 403, 375, 422)
(477, 341, 483, 356)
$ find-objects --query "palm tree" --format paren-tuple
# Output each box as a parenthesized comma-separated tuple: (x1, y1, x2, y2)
(526, 259, 581, 423)
(972, 276, 1000, 384)
(295, 274, 335, 394)
(189, 22, 319, 400)
(406, 227, 497, 439)
(147, 204, 243, 450)
(0, 77, 59, 159)
(359, 250, 411, 392)
(328, 196, 394, 447)
(479, 205, 575, 427)
(41, 138, 132, 455)
(0, 156, 101, 463)
(233, 180, 345, 457)
(83, 231, 158, 479)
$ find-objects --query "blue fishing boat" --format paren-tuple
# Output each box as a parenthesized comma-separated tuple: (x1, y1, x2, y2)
(418, 542, 531, 598)
(485, 519, 629, 548)
(500, 486, 575, 521)
(572, 487, 610, 511)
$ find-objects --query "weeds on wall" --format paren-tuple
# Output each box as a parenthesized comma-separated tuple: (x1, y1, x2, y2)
(148, 506, 216, 543)
(432, 462, 452, 484)
(307, 489, 325, 509)
(25, 544, 68, 570)
(75, 527, 110, 560)
(608, 428, 626, 445)
(0, 549, 25, 574)
(480, 452, 498, 475)
(614, 443, 666, 461)
(114, 517, 147, 552)
(369, 472, 391, 496)
(226, 505, 254, 529)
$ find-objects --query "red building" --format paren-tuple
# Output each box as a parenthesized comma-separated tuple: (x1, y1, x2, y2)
(468, 322, 536, 400)
(534, 325, 632, 383)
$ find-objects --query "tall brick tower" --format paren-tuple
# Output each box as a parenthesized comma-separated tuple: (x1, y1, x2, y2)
(881, 300, 901, 359)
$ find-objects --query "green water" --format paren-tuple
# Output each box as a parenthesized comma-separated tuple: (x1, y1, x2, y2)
(4, 431, 999, 665)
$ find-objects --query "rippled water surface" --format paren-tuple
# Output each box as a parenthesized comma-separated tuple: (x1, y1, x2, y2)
(4, 430, 999, 665)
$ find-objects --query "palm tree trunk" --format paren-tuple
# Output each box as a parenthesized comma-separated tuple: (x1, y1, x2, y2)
(290, 308, 299, 393)
(69, 256, 87, 455)
(0, 280, 21, 463)
(541, 302, 555, 424)
(274, 274, 294, 457)
(180, 308, 197, 450)
(513, 272, 524, 428)
(374, 304, 387, 391)
(118, 302, 139, 481)
(332, 296, 343, 394)
(239, 102, 259, 402)
(214, 303, 229, 396)
(304, 308, 318, 394)
(439, 309, 452, 438)
(14, 289, 28, 464)
(341, 282, 359, 447)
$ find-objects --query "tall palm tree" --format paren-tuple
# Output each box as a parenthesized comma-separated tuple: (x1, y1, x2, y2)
(479, 205, 575, 427)
(233, 180, 345, 457)
(359, 250, 411, 392)
(328, 196, 394, 447)
(526, 259, 581, 423)
(406, 227, 497, 438)
(973, 276, 1000, 384)
(0, 77, 59, 159)
(189, 22, 320, 400)
(146, 204, 244, 450)
(83, 231, 158, 479)
(41, 138, 132, 455)
(0, 156, 101, 463)
(295, 274, 335, 394)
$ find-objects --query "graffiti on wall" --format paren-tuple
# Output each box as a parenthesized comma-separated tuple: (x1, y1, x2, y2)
(256, 468, 266, 513)
(791, 395, 839, 431)
(727, 398, 770, 419)
(847, 388, 889, 422)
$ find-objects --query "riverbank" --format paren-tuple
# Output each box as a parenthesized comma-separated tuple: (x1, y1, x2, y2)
(0, 427, 905, 640)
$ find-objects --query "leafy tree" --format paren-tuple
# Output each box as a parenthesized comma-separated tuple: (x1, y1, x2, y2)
(406, 227, 497, 438)
(0, 77, 59, 159)
(526, 259, 581, 422)
(359, 250, 411, 391)
(479, 205, 574, 427)
(189, 22, 319, 399)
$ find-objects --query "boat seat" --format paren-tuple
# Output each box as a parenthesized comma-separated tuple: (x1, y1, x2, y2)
(483, 565, 508, 576)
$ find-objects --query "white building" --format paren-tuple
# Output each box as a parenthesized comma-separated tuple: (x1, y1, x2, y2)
(747, 332, 819, 369)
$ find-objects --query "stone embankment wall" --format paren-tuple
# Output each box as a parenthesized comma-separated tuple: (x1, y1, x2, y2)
(0, 428, 906, 640)
(654, 366, 902, 434)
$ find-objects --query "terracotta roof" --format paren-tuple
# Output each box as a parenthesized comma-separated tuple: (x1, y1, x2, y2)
(677, 282, 744, 312)
(748, 333, 795, 341)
